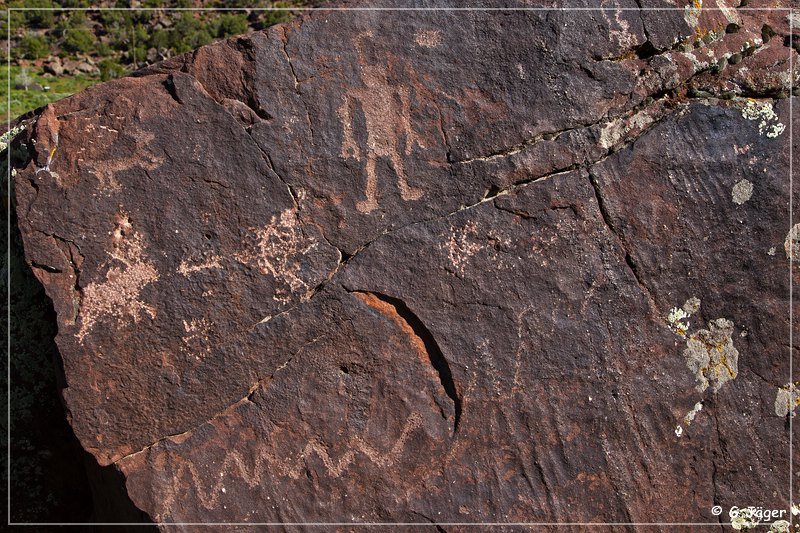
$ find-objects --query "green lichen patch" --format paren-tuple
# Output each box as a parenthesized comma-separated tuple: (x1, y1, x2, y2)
(683, 401, 703, 425)
(667, 307, 691, 337)
(674, 401, 703, 438)
(731, 511, 760, 531)
(682, 296, 701, 315)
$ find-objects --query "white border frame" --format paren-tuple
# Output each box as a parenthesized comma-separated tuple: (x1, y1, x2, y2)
(4, 4, 795, 528)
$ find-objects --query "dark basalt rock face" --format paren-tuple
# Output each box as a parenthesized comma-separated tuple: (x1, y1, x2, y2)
(10, 0, 799, 527)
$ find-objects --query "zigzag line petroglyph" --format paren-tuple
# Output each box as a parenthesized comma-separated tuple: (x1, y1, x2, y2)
(155, 412, 423, 516)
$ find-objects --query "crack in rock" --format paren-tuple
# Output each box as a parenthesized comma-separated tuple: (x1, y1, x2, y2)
(350, 290, 462, 434)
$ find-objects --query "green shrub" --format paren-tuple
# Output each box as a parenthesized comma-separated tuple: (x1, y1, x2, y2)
(133, 23, 150, 43)
(130, 45, 147, 65)
(170, 13, 213, 53)
(187, 29, 213, 51)
(66, 11, 87, 28)
(214, 14, 249, 38)
(2, 10, 25, 38)
(14, 0, 55, 30)
(150, 29, 170, 51)
(62, 27, 95, 54)
(98, 59, 125, 81)
(98, 10, 127, 28)
(131, 10, 151, 26)
(172, 12, 203, 38)
(257, 2, 295, 28)
(94, 42, 112, 56)
(110, 34, 128, 52)
(18, 33, 49, 60)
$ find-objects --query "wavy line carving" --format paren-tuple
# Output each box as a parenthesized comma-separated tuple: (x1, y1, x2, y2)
(154, 412, 424, 517)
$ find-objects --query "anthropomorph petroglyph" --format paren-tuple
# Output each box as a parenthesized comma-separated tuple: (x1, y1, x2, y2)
(77, 211, 158, 343)
(338, 32, 425, 214)
(234, 208, 319, 304)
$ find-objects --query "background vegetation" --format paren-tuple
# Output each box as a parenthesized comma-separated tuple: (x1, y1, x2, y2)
(1, 1, 316, 122)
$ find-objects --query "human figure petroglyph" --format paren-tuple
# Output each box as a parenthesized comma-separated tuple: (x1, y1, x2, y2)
(77, 213, 158, 343)
(233, 208, 319, 304)
(338, 32, 425, 213)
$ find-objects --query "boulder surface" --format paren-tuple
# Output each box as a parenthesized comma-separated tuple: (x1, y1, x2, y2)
(11, 0, 799, 527)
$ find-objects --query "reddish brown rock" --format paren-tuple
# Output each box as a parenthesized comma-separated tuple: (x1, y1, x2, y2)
(9, 0, 799, 527)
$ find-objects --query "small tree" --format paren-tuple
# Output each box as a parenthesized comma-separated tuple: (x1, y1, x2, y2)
(14, 68, 34, 91)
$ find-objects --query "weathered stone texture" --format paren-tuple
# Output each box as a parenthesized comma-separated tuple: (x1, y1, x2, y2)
(10, 0, 799, 527)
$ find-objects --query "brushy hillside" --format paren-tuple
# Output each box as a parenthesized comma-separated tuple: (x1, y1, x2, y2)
(2, 1, 318, 122)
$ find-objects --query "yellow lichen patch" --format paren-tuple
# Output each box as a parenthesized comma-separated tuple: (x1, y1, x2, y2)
(684, 0, 703, 29)
(741, 99, 785, 138)
(77, 217, 159, 343)
(668, 301, 740, 392)
(667, 297, 700, 337)
(683, 318, 739, 393)
(784, 223, 800, 260)
(615, 50, 637, 61)
(774, 382, 800, 417)
(693, 24, 723, 43)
